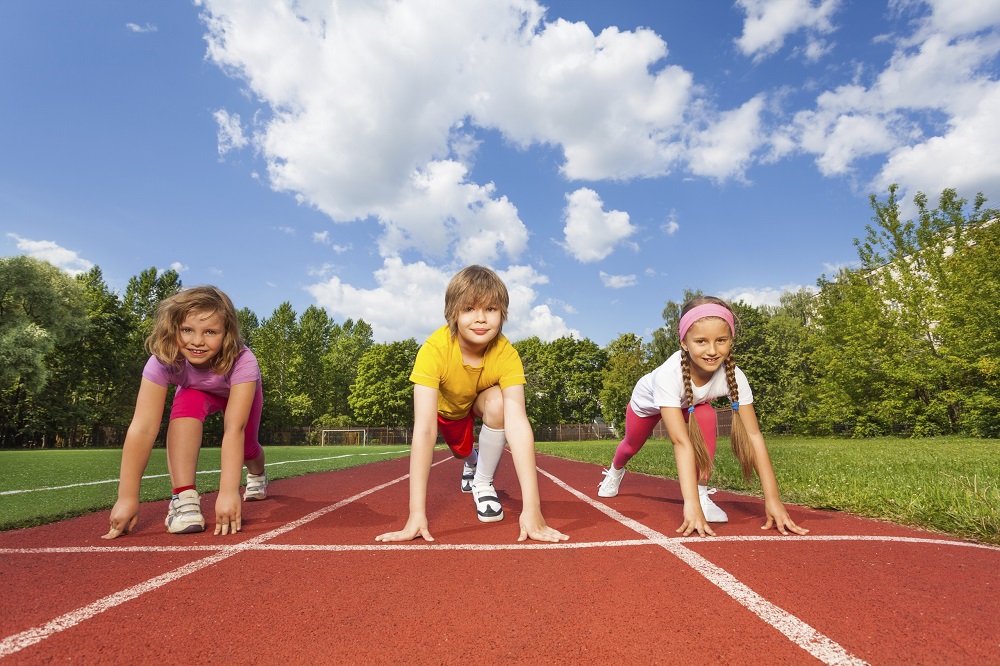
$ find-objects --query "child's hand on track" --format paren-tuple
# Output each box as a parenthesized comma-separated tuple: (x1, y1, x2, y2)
(677, 503, 716, 537)
(102, 499, 139, 539)
(763, 500, 809, 535)
(214, 490, 242, 535)
(517, 510, 569, 542)
(375, 513, 434, 542)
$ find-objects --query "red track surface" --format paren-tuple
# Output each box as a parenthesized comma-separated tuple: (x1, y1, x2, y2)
(1, 451, 997, 665)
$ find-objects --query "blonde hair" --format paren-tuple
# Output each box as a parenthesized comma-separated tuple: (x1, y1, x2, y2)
(677, 296, 756, 481)
(444, 265, 509, 341)
(146, 286, 244, 374)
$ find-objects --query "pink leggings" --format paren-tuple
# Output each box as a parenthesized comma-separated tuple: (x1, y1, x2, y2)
(612, 402, 717, 471)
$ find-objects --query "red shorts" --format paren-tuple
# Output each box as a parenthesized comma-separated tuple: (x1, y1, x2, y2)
(170, 384, 264, 462)
(438, 412, 475, 458)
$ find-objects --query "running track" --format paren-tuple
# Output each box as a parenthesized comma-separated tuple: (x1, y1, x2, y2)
(1, 451, 997, 665)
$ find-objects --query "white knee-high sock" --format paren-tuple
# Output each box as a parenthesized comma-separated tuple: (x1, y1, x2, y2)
(472, 426, 506, 486)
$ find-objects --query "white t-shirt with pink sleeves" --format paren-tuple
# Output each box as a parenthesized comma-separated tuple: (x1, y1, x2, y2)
(629, 350, 753, 418)
(142, 346, 261, 397)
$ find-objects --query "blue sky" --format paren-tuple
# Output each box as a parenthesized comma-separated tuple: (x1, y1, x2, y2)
(3, 1, 999, 346)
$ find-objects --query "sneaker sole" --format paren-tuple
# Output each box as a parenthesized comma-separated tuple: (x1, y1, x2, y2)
(597, 489, 619, 498)
(165, 520, 205, 534)
(243, 492, 267, 501)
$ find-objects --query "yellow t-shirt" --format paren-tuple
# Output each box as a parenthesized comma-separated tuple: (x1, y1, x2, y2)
(410, 325, 526, 420)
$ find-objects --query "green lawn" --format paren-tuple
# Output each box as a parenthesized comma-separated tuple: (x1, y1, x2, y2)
(0, 445, 410, 531)
(536, 435, 1000, 545)
(3, 437, 998, 545)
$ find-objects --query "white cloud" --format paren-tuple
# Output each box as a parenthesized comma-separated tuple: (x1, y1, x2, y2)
(275, 226, 295, 235)
(734, 0, 842, 61)
(7, 234, 93, 276)
(213, 109, 248, 157)
(782, 10, 1000, 194)
(721, 284, 818, 308)
(873, 83, 1000, 205)
(687, 96, 766, 181)
(561, 188, 635, 263)
(170, 262, 189, 273)
(599, 271, 637, 289)
(126, 22, 157, 34)
(305, 257, 574, 343)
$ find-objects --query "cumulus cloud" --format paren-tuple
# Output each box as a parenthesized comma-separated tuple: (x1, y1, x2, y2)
(194, 0, 1000, 342)
(778, 5, 1000, 202)
(7, 234, 93, 276)
(306, 257, 575, 342)
(561, 188, 635, 262)
(721, 284, 818, 308)
(170, 262, 189, 273)
(734, 0, 842, 61)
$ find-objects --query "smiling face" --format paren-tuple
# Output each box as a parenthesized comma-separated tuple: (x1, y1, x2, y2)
(455, 302, 502, 354)
(176, 310, 225, 368)
(681, 317, 734, 385)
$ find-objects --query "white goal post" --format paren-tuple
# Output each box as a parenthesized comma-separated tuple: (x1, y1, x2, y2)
(320, 429, 368, 446)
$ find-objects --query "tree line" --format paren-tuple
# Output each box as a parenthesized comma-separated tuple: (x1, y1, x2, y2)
(1, 186, 997, 447)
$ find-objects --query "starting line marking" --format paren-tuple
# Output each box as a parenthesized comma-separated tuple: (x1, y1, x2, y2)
(2, 457, 994, 662)
(1, 533, 995, 556)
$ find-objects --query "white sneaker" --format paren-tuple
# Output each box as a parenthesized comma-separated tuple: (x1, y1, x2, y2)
(471, 483, 504, 522)
(164, 489, 205, 534)
(698, 485, 728, 523)
(597, 466, 625, 497)
(461, 461, 476, 493)
(244, 471, 268, 501)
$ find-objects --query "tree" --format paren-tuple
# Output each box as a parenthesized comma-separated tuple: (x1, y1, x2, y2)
(936, 204, 1000, 436)
(237, 307, 260, 348)
(514, 336, 605, 424)
(758, 289, 819, 433)
(0, 256, 89, 393)
(293, 305, 333, 421)
(323, 318, 374, 421)
(349, 339, 419, 425)
(599, 333, 650, 431)
(255, 302, 300, 428)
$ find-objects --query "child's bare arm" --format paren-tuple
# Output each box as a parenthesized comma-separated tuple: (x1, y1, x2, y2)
(375, 385, 438, 542)
(214, 380, 256, 535)
(103, 379, 168, 539)
(502, 385, 568, 543)
(662, 407, 715, 537)
(740, 404, 808, 535)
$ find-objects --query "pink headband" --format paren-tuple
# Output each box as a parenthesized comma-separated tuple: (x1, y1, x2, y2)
(678, 303, 735, 341)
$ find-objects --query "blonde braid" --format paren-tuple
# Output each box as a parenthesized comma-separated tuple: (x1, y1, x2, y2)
(680, 349, 712, 479)
(725, 352, 756, 480)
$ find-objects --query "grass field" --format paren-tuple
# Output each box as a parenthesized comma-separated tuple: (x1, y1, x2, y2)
(536, 435, 1000, 545)
(0, 445, 411, 532)
(2, 437, 998, 545)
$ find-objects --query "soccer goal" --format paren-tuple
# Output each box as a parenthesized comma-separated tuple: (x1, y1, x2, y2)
(320, 429, 368, 446)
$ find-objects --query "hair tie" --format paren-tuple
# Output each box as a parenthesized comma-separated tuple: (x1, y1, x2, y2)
(731, 401, 739, 412)
(687, 406, 695, 413)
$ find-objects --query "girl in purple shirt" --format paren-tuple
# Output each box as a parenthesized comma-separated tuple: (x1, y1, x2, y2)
(103, 286, 266, 538)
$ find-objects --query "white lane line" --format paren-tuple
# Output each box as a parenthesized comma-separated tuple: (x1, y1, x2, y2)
(537, 467, 870, 666)
(0, 449, 411, 496)
(0, 457, 435, 658)
(2, 533, 996, 556)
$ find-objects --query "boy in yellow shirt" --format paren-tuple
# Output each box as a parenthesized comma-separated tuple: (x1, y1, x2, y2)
(376, 265, 568, 543)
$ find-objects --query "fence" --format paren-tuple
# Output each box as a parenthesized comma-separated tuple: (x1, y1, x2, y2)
(263, 407, 734, 446)
(3, 407, 735, 449)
